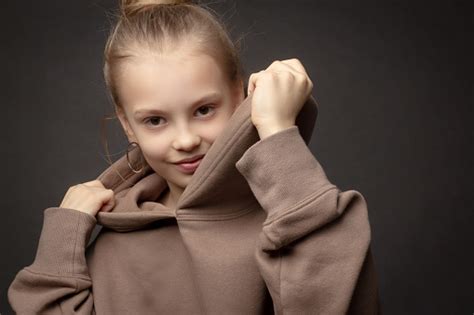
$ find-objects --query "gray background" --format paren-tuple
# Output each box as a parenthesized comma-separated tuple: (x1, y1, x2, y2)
(1, 1, 472, 314)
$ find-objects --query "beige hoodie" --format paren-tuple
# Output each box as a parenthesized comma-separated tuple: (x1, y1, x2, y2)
(8, 94, 381, 314)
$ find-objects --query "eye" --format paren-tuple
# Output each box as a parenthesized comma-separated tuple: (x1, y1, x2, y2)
(143, 116, 165, 126)
(196, 104, 215, 117)
(142, 104, 215, 128)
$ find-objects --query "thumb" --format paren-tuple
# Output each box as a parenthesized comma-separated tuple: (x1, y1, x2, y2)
(99, 190, 115, 212)
(247, 70, 264, 96)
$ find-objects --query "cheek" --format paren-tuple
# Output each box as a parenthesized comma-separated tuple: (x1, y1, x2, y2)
(138, 138, 168, 163)
(200, 115, 230, 143)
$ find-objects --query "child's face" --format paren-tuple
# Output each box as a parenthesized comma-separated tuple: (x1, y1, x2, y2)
(116, 48, 244, 190)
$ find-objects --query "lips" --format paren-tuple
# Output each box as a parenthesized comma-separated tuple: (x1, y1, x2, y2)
(174, 155, 204, 173)
(173, 154, 205, 164)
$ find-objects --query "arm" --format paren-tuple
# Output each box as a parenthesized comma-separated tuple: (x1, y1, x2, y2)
(235, 125, 381, 314)
(8, 207, 97, 314)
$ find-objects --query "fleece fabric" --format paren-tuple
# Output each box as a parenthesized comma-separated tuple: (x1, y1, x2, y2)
(8, 94, 381, 314)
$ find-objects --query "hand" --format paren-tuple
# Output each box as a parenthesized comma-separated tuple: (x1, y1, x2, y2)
(59, 179, 115, 217)
(247, 58, 314, 139)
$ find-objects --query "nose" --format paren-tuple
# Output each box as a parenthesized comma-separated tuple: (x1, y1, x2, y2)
(172, 125, 201, 151)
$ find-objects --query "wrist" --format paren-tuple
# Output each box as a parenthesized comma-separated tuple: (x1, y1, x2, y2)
(256, 121, 296, 140)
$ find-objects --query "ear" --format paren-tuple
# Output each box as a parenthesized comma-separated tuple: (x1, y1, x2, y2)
(115, 107, 138, 143)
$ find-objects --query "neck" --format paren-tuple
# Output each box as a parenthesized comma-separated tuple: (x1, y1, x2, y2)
(161, 181, 185, 209)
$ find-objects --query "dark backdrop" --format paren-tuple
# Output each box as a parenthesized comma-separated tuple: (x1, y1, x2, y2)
(1, 1, 472, 314)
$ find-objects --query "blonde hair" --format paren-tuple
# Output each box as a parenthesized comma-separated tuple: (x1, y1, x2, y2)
(100, 0, 246, 168)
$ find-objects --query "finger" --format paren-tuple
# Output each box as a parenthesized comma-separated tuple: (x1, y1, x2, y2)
(247, 70, 264, 95)
(100, 199, 115, 212)
(99, 190, 115, 212)
(82, 179, 105, 188)
(267, 59, 307, 77)
(281, 58, 308, 76)
(268, 59, 314, 91)
(282, 59, 314, 90)
(248, 70, 263, 95)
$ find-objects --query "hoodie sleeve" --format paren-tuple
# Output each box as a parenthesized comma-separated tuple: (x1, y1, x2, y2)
(235, 125, 382, 314)
(7, 207, 97, 314)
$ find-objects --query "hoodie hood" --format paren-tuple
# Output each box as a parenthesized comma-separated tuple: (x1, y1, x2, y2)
(95, 94, 319, 232)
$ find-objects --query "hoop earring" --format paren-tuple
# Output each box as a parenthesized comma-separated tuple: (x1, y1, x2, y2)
(126, 141, 144, 173)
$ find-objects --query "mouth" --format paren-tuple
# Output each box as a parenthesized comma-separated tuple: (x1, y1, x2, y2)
(173, 155, 204, 173)
(173, 154, 205, 164)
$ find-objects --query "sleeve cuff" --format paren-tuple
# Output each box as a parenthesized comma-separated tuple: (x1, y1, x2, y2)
(28, 207, 97, 277)
(235, 125, 335, 218)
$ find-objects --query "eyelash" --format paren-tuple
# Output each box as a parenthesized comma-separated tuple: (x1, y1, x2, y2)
(142, 104, 216, 127)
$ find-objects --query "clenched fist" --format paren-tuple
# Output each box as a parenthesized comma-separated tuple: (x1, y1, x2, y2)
(247, 58, 314, 139)
(59, 179, 115, 217)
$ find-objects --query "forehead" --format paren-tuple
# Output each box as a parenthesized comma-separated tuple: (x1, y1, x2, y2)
(117, 52, 226, 111)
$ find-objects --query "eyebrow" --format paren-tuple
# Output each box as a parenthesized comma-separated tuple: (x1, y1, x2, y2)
(133, 92, 221, 117)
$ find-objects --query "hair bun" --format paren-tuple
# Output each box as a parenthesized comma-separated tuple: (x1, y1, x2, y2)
(120, 0, 194, 17)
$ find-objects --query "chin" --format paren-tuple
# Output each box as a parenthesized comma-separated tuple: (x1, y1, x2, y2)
(175, 171, 193, 184)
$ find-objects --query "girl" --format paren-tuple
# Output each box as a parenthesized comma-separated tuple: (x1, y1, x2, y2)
(8, 0, 381, 314)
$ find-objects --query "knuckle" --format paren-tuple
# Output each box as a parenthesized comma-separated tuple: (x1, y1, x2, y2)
(301, 76, 310, 84)
(269, 60, 280, 68)
(281, 71, 294, 79)
(295, 72, 307, 81)
(266, 71, 278, 79)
